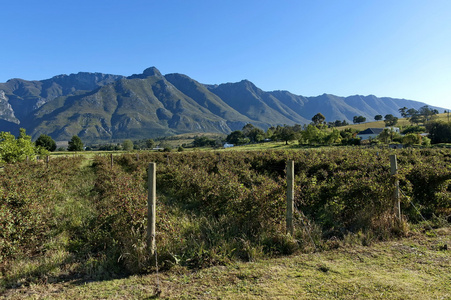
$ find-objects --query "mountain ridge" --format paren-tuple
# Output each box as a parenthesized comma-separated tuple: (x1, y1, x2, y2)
(0, 67, 445, 142)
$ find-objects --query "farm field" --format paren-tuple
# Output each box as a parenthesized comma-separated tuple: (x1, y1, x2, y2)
(1, 147, 450, 299)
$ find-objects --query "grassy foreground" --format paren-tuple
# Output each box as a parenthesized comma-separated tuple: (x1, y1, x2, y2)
(2, 227, 449, 299)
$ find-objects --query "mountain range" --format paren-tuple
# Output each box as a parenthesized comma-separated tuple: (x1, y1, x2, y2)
(0, 67, 445, 143)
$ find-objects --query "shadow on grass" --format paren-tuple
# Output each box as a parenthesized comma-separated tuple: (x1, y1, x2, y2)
(1, 255, 133, 291)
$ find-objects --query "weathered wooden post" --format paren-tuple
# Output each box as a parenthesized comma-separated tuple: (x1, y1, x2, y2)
(46, 155, 50, 168)
(286, 160, 294, 235)
(147, 162, 156, 255)
(110, 153, 114, 169)
(390, 154, 401, 220)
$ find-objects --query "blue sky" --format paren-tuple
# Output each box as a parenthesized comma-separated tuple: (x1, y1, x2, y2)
(2, 0, 450, 109)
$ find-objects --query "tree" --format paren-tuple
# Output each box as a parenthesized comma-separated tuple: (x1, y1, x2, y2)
(398, 107, 408, 118)
(418, 105, 438, 122)
(242, 124, 265, 143)
(374, 115, 383, 121)
(325, 128, 342, 144)
(312, 113, 326, 126)
(35, 134, 57, 152)
(274, 125, 298, 145)
(300, 124, 327, 145)
(340, 128, 361, 145)
(378, 128, 401, 143)
(241, 124, 255, 137)
(122, 139, 134, 151)
(193, 136, 216, 147)
(378, 128, 392, 143)
(331, 119, 349, 127)
(384, 114, 398, 126)
(146, 139, 155, 149)
(401, 125, 425, 134)
(67, 135, 84, 151)
(353, 116, 366, 124)
(405, 108, 422, 125)
(0, 128, 38, 163)
(425, 121, 451, 144)
(226, 130, 246, 145)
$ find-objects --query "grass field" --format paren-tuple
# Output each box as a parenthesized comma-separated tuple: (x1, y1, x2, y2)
(3, 227, 449, 299)
(341, 112, 451, 132)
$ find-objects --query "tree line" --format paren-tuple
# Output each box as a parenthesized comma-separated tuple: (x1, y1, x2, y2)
(1, 106, 449, 163)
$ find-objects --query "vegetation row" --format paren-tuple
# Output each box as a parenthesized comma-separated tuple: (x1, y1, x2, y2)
(1, 147, 450, 288)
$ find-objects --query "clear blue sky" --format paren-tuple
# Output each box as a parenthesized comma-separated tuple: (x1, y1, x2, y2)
(2, 0, 450, 109)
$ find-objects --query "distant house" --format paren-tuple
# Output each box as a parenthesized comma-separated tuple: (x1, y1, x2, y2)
(357, 127, 400, 140)
(223, 143, 234, 148)
(357, 128, 384, 140)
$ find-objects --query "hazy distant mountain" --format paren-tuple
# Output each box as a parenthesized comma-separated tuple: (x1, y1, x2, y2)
(0, 67, 445, 142)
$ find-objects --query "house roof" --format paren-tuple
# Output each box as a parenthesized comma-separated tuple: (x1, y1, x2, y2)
(358, 128, 384, 135)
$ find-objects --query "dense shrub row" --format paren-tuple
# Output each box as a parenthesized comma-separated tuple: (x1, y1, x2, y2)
(90, 148, 450, 273)
(1, 148, 450, 280)
(0, 157, 84, 262)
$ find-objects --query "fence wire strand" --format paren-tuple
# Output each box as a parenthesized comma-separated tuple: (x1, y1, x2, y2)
(399, 188, 436, 233)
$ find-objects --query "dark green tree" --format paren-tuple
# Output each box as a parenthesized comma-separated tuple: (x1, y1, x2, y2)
(122, 139, 134, 151)
(226, 130, 246, 145)
(405, 108, 422, 124)
(193, 136, 216, 147)
(35, 134, 57, 152)
(425, 121, 451, 144)
(398, 107, 408, 118)
(241, 123, 265, 142)
(331, 119, 349, 127)
(146, 139, 155, 149)
(374, 115, 383, 121)
(312, 113, 326, 126)
(274, 125, 298, 145)
(418, 105, 438, 122)
(384, 114, 398, 126)
(67, 135, 84, 151)
(353, 116, 366, 124)
(340, 128, 361, 145)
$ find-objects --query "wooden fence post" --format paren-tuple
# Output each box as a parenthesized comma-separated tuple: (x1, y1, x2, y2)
(286, 160, 294, 235)
(147, 162, 156, 255)
(46, 156, 50, 168)
(390, 154, 401, 220)
(110, 153, 114, 169)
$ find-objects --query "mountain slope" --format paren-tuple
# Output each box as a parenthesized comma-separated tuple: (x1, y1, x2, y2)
(207, 80, 310, 125)
(0, 66, 446, 142)
(29, 68, 235, 141)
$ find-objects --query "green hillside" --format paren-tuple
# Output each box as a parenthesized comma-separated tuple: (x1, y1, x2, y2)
(0, 67, 447, 143)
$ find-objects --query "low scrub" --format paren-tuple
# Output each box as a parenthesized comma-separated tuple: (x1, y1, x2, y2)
(1, 148, 450, 289)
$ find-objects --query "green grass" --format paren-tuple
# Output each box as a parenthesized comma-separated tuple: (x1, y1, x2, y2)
(2, 227, 449, 299)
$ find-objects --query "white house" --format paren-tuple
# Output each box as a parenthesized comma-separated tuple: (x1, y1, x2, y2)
(357, 128, 384, 140)
(357, 127, 400, 140)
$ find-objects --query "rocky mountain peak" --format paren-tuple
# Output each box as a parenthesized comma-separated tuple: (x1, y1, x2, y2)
(142, 67, 163, 78)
